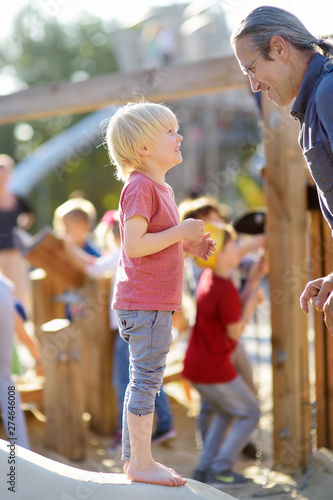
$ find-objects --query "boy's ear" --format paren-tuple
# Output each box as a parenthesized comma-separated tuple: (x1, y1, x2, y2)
(136, 142, 150, 156)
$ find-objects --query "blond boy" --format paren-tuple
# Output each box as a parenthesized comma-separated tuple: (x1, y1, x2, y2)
(105, 101, 215, 487)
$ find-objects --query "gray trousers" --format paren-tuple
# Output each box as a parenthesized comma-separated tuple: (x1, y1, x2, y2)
(117, 309, 173, 462)
(194, 375, 260, 473)
(0, 276, 30, 449)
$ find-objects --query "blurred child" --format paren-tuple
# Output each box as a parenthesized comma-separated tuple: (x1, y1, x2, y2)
(183, 222, 265, 489)
(53, 197, 101, 320)
(0, 273, 31, 449)
(179, 196, 266, 444)
(53, 197, 100, 257)
(178, 196, 232, 297)
(104, 101, 215, 486)
(178, 195, 265, 297)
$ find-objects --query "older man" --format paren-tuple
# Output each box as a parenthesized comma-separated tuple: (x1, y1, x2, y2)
(231, 6, 333, 331)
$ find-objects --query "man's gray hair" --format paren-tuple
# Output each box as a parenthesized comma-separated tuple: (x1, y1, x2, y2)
(230, 6, 333, 59)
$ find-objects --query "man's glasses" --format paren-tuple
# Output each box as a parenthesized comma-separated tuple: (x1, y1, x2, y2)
(242, 52, 262, 78)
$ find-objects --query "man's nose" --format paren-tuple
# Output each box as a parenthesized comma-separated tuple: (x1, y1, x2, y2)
(249, 75, 260, 93)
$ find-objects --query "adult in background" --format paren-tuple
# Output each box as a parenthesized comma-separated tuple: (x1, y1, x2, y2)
(230, 6, 333, 331)
(0, 155, 34, 313)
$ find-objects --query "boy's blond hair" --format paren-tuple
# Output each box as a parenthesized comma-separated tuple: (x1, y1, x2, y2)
(105, 101, 179, 182)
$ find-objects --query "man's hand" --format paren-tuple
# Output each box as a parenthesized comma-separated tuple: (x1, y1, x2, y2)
(183, 233, 216, 261)
(323, 293, 333, 334)
(300, 274, 333, 314)
(300, 273, 333, 335)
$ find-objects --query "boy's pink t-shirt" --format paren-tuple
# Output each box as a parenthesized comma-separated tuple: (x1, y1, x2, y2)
(112, 172, 183, 312)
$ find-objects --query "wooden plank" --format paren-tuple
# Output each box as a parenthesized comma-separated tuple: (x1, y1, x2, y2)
(17, 229, 86, 288)
(67, 323, 86, 460)
(322, 218, 333, 448)
(79, 278, 118, 436)
(310, 211, 328, 447)
(0, 55, 246, 124)
(41, 322, 63, 452)
(16, 376, 44, 405)
(58, 335, 72, 458)
(30, 269, 67, 346)
(262, 96, 310, 471)
(41, 320, 86, 461)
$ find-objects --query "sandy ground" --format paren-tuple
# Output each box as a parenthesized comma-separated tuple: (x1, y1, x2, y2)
(2, 377, 332, 500)
(1, 298, 333, 499)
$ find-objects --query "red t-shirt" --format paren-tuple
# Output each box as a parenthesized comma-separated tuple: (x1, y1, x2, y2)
(112, 172, 184, 312)
(183, 269, 241, 383)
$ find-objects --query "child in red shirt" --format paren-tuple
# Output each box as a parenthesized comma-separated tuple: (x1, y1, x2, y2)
(183, 222, 265, 489)
(105, 101, 215, 487)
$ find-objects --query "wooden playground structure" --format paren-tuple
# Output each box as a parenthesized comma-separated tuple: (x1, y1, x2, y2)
(1, 53, 332, 471)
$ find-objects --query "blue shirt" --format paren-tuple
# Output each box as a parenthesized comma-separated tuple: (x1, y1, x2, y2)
(291, 53, 333, 231)
(82, 240, 101, 258)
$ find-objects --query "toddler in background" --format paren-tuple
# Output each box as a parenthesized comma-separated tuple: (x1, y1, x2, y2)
(183, 221, 266, 489)
(53, 197, 100, 257)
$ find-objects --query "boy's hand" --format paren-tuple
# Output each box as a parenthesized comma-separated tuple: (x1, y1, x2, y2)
(183, 233, 216, 261)
(179, 218, 205, 241)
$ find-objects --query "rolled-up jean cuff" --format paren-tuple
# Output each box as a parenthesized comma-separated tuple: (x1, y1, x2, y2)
(127, 406, 155, 417)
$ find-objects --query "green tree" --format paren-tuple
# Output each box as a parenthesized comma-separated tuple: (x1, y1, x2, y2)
(0, 5, 121, 227)
(9, 7, 118, 85)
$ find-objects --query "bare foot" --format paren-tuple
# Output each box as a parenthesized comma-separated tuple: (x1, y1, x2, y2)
(125, 460, 186, 487)
(124, 461, 182, 478)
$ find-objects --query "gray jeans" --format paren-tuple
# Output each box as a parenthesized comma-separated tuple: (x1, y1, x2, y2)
(0, 277, 30, 450)
(116, 309, 173, 461)
(194, 375, 260, 473)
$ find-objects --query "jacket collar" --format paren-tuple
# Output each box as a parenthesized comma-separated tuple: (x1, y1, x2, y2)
(291, 53, 328, 121)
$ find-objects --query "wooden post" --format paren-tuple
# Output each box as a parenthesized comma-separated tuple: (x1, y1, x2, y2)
(27, 235, 118, 438)
(310, 210, 327, 447)
(79, 278, 118, 436)
(311, 212, 333, 449)
(322, 220, 333, 449)
(30, 269, 67, 337)
(41, 319, 86, 461)
(262, 97, 311, 471)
